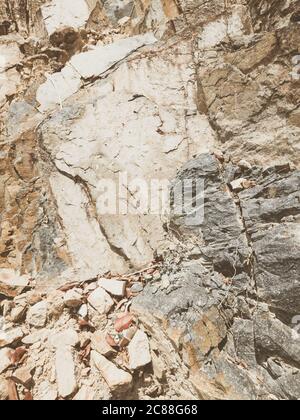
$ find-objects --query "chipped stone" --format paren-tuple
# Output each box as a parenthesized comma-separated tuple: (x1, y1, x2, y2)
(91, 351, 132, 393)
(98, 278, 126, 297)
(128, 330, 152, 370)
(22, 329, 49, 345)
(78, 304, 88, 319)
(115, 314, 134, 333)
(55, 347, 77, 398)
(119, 326, 138, 347)
(64, 288, 83, 308)
(10, 305, 27, 323)
(91, 331, 116, 357)
(0, 326, 24, 348)
(27, 301, 48, 328)
(70, 33, 157, 79)
(88, 287, 114, 315)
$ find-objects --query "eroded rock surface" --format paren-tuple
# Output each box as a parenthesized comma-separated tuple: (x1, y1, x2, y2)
(0, 0, 299, 400)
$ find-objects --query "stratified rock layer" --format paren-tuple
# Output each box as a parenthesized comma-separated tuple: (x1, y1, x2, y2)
(0, 0, 299, 400)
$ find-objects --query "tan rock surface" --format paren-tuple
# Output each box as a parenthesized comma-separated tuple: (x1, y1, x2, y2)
(0, 0, 299, 401)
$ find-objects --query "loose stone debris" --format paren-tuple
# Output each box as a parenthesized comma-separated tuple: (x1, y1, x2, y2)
(55, 347, 77, 398)
(87, 287, 114, 315)
(128, 330, 152, 370)
(1, 0, 300, 402)
(91, 351, 132, 393)
(26, 301, 48, 328)
(64, 289, 83, 308)
(98, 279, 126, 297)
(0, 349, 12, 374)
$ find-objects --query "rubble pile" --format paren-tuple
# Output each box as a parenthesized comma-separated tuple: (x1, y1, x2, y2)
(0, 266, 173, 400)
(1, 0, 300, 400)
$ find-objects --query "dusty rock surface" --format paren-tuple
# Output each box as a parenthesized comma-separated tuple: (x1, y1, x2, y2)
(0, 0, 299, 400)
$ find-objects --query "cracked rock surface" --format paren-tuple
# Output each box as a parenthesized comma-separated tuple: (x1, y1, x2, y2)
(0, 0, 299, 400)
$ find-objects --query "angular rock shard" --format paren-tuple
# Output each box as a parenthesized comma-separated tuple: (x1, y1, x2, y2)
(91, 350, 132, 393)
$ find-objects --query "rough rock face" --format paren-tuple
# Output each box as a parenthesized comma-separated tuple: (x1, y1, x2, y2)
(0, 0, 299, 400)
(133, 154, 300, 400)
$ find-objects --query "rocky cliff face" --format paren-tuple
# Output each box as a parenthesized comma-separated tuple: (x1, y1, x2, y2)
(0, 0, 299, 400)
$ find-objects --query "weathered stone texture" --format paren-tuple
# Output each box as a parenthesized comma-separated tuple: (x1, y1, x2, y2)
(0, 0, 299, 400)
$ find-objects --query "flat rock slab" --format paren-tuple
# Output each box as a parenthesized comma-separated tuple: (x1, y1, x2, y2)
(91, 351, 132, 393)
(0, 377, 8, 400)
(128, 330, 152, 370)
(55, 347, 77, 398)
(98, 278, 126, 297)
(70, 33, 157, 79)
(36, 33, 156, 111)
(36, 64, 82, 112)
(88, 287, 114, 314)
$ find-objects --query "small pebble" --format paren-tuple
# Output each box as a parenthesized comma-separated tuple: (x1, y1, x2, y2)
(130, 283, 144, 293)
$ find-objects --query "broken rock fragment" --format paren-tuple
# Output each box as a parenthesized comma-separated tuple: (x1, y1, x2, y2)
(0, 269, 29, 298)
(73, 385, 95, 401)
(26, 301, 48, 328)
(40, 0, 91, 37)
(70, 33, 157, 79)
(119, 326, 138, 347)
(91, 351, 132, 393)
(88, 287, 114, 315)
(22, 329, 49, 346)
(36, 64, 82, 112)
(0, 327, 24, 348)
(11, 366, 32, 388)
(130, 283, 144, 294)
(230, 178, 255, 192)
(0, 348, 12, 374)
(55, 347, 77, 398)
(10, 305, 28, 323)
(48, 329, 79, 349)
(128, 330, 152, 370)
(78, 304, 88, 319)
(98, 278, 126, 297)
(91, 331, 116, 357)
(64, 288, 83, 308)
(36, 32, 157, 111)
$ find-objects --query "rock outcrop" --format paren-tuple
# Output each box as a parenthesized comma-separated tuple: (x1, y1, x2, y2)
(0, 0, 299, 400)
